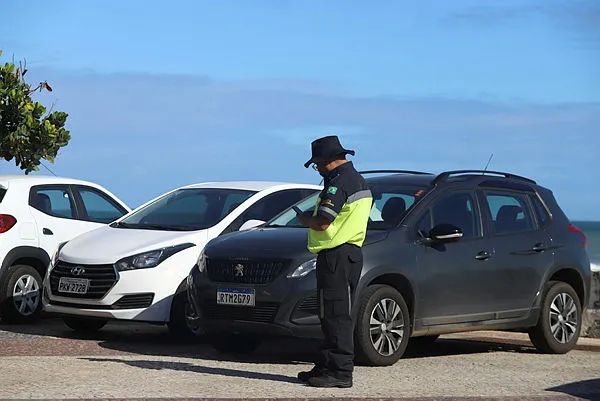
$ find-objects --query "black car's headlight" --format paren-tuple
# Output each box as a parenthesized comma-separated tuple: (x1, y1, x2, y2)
(115, 243, 195, 272)
(287, 258, 317, 279)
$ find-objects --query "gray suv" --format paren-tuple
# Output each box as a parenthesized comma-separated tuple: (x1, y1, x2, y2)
(188, 170, 591, 366)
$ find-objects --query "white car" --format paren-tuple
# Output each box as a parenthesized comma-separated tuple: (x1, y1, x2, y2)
(43, 181, 321, 338)
(0, 175, 130, 323)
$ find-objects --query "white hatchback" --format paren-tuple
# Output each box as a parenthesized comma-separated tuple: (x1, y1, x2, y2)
(0, 175, 130, 323)
(43, 181, 320, 337)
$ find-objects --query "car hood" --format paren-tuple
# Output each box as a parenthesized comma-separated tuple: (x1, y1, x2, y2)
(204, 226, 389, 260)
(59, 225, 207, 264)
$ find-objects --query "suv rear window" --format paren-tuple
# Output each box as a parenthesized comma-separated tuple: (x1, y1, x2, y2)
(483, 190, 536, 234)
(0, 188, 6, 203)
(531, 194, 551, 227)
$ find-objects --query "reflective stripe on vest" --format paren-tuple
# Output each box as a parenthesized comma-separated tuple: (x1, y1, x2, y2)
(307, 190, 372, 254)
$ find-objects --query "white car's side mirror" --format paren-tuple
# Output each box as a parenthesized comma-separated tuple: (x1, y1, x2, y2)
(239, 219, 266, 231)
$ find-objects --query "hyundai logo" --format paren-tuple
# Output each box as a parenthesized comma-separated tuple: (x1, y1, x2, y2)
(234, 264, 244, 277)
(70, 266, 86, 276)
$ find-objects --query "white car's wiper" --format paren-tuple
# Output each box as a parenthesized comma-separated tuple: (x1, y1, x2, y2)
(137, 224, 190, 231)
(112, 221, 135, 228)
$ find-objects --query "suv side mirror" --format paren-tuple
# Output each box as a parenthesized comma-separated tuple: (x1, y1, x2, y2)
(430, 224, 463, 242)
(239, 219, 266, 231)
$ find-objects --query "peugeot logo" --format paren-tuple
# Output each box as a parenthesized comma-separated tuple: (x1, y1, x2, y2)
(70, 266, 86, 276)
(234, 264, 244, 277)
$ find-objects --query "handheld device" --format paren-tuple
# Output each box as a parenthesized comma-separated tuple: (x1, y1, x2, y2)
(292, 206, 302, 215)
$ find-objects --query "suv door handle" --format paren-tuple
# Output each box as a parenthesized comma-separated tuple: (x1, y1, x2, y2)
(475, 251, 491, 261)
(43, 228, 53, 235)
(532, 243, 546, 252)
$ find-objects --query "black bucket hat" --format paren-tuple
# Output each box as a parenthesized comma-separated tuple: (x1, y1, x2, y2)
(304, 135, 355, 168)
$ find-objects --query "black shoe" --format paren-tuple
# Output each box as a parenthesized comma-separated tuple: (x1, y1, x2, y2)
(307, 374, 352, 388)
(297, 366, 327, 382)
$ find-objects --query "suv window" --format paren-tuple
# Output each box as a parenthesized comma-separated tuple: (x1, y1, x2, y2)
(0, 187, 6, 203)
(369, 188, 422, 229)
(430, 191, 481, 239)
(531, 194, 551, 227)
(77, 187, 127, 223)
(483, 190, 535, 234)
(30, 186, 76, 219)
(267, 185, 428, 230)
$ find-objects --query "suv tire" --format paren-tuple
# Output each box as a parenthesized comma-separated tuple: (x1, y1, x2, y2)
(63, 317, 107, 334)
(0, 264, 43, 323)
(354, 284, 410, 366)
(528, 280, 581, 354)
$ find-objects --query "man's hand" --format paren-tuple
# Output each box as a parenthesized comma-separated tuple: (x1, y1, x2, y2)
(298, 211, 331, 231)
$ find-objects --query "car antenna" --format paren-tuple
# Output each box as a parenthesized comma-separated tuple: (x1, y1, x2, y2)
(483, 153, 494, 174)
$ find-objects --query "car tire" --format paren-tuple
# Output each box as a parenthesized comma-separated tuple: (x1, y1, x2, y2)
(167, 282, 204, 341)
(207, 333, 262, 354)
(354, 284, 411, 366)
(528, 280, 581, 354)
(0, 264, 43, 323)
(63, 317, 107, 334)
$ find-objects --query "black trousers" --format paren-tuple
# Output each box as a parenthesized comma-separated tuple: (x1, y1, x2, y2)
(315, 243, 363, 379)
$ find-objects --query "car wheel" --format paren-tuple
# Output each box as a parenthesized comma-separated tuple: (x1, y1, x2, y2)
(167, 284, 204, 341)
(354, 284, 411, 366)
(63, 317, 107, 334)
(207, 333, 262, 354)
(528, 281, 581, 354)
(0, 264, 43, 323)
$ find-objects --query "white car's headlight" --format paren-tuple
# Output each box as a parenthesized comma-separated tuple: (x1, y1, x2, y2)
(287, 258, 317, 279)
(115, 243, 195, 272)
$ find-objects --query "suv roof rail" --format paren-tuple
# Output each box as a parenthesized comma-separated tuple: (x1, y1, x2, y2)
(432, 170, 536, 185)
(359, 170, 433, 176)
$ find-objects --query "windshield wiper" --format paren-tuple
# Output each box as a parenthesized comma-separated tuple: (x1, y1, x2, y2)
(136, 224, 191, 231)
(111, 221, 135, 228)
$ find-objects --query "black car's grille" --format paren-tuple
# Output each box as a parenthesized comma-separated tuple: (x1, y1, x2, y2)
(206, 258, 289, 284)
(49, 260, 117, 299)
(201, 302, 279, 323)
(113, 293, 154, 309)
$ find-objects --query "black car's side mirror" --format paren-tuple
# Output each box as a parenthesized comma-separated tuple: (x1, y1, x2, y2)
(429, 224, 463, 242)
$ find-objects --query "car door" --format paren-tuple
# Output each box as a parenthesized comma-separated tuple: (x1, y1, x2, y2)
(478, 188, 554, 315)
(414, 189, 497, 325)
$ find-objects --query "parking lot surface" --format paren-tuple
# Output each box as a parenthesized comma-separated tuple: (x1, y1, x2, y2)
(0, 317, 599, 400)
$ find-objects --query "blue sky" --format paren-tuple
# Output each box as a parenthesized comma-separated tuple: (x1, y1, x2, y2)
(1, 0, 598, 220)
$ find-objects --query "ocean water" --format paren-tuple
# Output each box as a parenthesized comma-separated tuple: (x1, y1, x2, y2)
(575, 221, 600, 272)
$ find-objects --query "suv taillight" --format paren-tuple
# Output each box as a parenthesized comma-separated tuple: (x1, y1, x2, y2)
(567, 224, 587, 248)
(0, 214, 17, 233)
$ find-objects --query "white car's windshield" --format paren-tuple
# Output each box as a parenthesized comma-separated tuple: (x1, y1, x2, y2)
(266, 185, 428, 230)
(113, 188, 256, 231)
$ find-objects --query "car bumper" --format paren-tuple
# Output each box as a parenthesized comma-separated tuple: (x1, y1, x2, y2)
(43, 253, 196, 323)
(187, 266, 323, 339)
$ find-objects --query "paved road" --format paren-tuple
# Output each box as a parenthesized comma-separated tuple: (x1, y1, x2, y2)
(0, 317, 599, 400)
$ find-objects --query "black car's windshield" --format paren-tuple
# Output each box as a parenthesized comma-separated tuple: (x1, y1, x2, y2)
(266, 185, 428, 230)
(112, 188, 256, 231)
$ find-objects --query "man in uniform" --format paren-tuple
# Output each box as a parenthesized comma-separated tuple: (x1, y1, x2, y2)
(297, 135, 372, 388)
